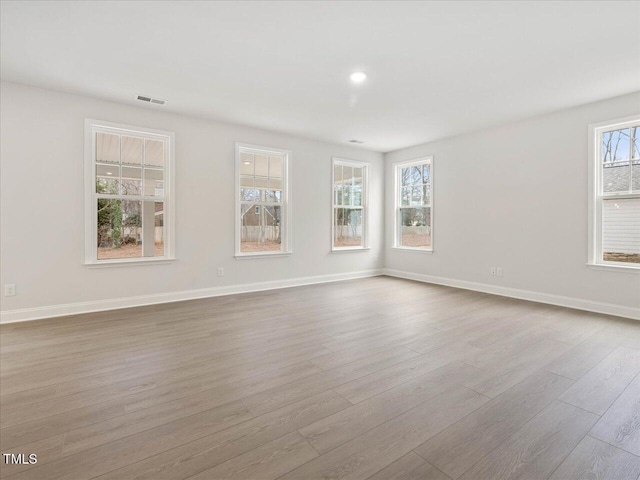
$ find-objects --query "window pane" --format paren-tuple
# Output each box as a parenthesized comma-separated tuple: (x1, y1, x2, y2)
(336, 183, 343, 205)
(241, 204, 282, 252)
(602, 198, 640, 264)
(603, 164, 630, 193)
(423, 184, 431, 205)
(423, 164, 431, 184)
(270, 156, 283, 178)
(153, 202, 164, 257)
(144, 139, 164, 167)
(401, 167, 411, 187)
(353, 167, 363, 206)
(121, 136, 143, 165)
(144, 168, 164, 196)
(343, 185, 352, 206)
(400, 207, 431, 248)
(97, 199, 142, 260)
(241, 190, 261, 202)
(255, 154, 269, 177)
(633, 162, 640, 192)
(255, 176, 269, 189)
(411, 166, 422, 185)
(401, 187, 411, 207)
(269, 177, 283, 190)
(602, 128, 630, 163)
(96, 164, 119, 193)
(240, 153, 254, 175)
(411, 186, 422, 206)
(96, 133, 120, 163)
(121, 166, 142, 195)
(334, 208, 363, 247)
(633, 127, 640, 159)
(266, 189, 282, 202)
(343, 166, 353, 185)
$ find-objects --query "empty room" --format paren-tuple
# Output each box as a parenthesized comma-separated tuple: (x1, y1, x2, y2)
(1, 1, 640, 479)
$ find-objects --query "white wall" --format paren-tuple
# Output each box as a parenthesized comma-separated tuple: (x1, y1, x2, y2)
(0, 82, 384, 319)
(385, 92, 640, 314)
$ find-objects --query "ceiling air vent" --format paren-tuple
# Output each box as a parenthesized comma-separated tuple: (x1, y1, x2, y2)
(137, 95, 166, 105)
(348, 139, 364, 144)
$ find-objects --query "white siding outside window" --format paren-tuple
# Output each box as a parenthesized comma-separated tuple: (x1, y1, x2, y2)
(589, 117, 640, 269)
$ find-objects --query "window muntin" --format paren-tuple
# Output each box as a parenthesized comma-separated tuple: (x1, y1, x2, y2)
(395, 158, 433, 250)
(332, 159, 368, 250)
(236, 144, 290, 256)
(593, 119, 640, 267)
(86, 120, 174, 264)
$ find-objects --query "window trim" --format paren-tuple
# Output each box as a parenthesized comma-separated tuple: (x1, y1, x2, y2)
(588, 115, 640, 271)
(235, 142, 292, 258)
(84, 119, 176, 266)
(393, 156, 434, 252)
(331, 157, 370, 252)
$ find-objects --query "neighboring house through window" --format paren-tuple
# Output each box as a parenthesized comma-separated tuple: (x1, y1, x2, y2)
(236, 143, 291, 257)
(590, 117, 640, 268)
(84, 119, 175, 265)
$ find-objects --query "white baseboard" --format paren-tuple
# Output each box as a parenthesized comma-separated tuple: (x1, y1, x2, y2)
(383, 268, 640, 321)
(0, 269, 384, 324)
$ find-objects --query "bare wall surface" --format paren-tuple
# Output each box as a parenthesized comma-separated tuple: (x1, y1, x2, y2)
(0, 82, 384, 313)
(385, 92, 640, 310)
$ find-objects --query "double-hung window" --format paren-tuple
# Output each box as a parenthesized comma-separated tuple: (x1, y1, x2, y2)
(394, 157, 433, 251)
(590, 117, 640, 268)
(236, 143, 291, 257)
(85, 120, 175, 265)
(332, 158, 369, 250)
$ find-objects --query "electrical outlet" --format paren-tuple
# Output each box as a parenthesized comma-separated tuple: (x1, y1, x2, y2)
(217, 267, 224, 277)
(5, 284, 16, 296)
(490, 267, 496, 276)
(497, 267, 503, 277)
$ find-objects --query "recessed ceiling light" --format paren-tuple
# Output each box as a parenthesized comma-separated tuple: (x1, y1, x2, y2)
(243, 161, 252, 165)
(350, 72, 367, 83)
(106, 172, 113, 175)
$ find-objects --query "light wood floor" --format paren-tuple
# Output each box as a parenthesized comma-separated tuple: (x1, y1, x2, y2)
(1, 276, 639, 480)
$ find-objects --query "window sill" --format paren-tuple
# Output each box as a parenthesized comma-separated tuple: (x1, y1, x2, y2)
(587, 263, 640, 273)
(331, 247, 370, 253)
(391, 247, 433, 254)
(85, 257, 176, 268)
(235, 252, 292, 260)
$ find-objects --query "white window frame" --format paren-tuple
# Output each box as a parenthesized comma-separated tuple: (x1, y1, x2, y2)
(393, 156, 434, 252)
(331, 157, 370, 252)
(84, 119, 176, 267)
(588, 115, 640, 271)
(235, 143, 292, 258)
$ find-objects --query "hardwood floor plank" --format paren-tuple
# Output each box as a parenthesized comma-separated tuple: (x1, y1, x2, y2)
(549, 435, 640, 480)
(457, 400, 599, 480)
(414, 370, 574, 479)
(544, 340, 619, 381)
(367, 452, 451, 480)
(240, 347, 422, 416)
(334, 342, 482, 404)
(300, 362, 482, 454)
(186, 432, 318, 480)
(0, 277, 637, 480)
(94, 390, 349, 480)
(4, 401, 253, 480)
(558, 346, 640, 415)
(589, 372, 640, 456)
(279, 386, 489, 480)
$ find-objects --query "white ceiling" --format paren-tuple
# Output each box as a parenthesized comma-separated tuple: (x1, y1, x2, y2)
(2, 1, 639, 152)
